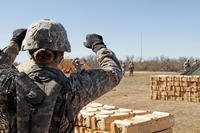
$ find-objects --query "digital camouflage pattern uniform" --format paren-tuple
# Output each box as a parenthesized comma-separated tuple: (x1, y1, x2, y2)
(0, 20, 122, 133)
(0, 41, 24, 133)
(183, 59, 191, 72)
(121, 63, 126, 76)
(128, 62, 134, 76)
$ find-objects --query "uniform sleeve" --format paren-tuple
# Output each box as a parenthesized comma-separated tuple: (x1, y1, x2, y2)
(0, 41, 20, 66)
(0, 67, 17, 108)
(0, 41, 19, 110)
(69, 48, 122, 114)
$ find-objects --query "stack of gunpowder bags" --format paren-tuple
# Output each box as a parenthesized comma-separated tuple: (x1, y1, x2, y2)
(74, 102, 175, 133)
(151, 75, 200, 102)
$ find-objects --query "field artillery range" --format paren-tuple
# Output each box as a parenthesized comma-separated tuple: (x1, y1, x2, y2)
(95, 71, 200, 133)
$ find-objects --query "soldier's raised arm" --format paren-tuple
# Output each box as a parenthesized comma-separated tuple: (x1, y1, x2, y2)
(0, 29, 26, 66)
(69, 34, 122, 113)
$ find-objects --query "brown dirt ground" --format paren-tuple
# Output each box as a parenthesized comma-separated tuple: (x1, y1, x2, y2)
(95, 71, 200, 133)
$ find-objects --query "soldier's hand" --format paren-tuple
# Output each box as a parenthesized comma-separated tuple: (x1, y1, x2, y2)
(11, 29, 27, 50)
(84, 34, 106, 52)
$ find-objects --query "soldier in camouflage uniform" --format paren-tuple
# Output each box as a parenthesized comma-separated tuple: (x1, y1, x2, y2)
(0, 19, 122, 133)
(192, 59, 198, 66)
(128, 62, 134, 76)
(121, 62, 126, 76)
(183, 59, 191, 72)
(72, 58, 83, 73)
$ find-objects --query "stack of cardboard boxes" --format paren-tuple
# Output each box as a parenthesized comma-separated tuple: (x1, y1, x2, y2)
(75, 102, 175, 133)
(151, 75, 200, 102)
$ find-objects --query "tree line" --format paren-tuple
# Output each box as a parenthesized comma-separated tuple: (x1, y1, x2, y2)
(82, 55, 199, 72)
(14, 55, 198, 72)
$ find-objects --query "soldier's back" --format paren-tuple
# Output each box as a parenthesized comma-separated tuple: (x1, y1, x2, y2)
(24, 65, 74, 132)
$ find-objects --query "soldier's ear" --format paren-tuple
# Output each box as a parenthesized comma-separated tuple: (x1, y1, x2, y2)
(33, 49, 54, 65)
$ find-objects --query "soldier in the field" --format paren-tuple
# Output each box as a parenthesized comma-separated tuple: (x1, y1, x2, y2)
(183, 59, 191, 72)
(128, 62, 134, 76)
(192, 59, 198, 66)
(72, 58, 83, 72)
(121, 62, 126, 76)
(0, 19, 122, 133)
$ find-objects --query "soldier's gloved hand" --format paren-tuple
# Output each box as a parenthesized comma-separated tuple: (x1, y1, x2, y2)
(10, 29, 27, 50)
(84, 34, 106, 52)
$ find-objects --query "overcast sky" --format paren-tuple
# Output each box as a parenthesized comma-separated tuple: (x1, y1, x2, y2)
(0, 0, 200, 62)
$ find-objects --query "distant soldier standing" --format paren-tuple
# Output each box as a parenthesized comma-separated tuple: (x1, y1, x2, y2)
(192, 59, 198, 66)
(72, 58, 83, 72)
(183, 59, 191, 72)
(128, 62, 134, 76)
(121, 62, 126, 76)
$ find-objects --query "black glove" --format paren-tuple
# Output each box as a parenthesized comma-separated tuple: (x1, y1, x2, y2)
(11, 29, 27, 49)
(84, 34, 106, 52)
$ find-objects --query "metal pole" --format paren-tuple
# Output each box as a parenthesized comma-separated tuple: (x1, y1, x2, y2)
(140, 32, 143, 62)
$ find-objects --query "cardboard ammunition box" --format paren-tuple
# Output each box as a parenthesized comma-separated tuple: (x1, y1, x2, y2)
(135, 111, 174, 132)
(181, 81, 188, 87)
(77, 112, 95, 127)
(151, 94, 158, 100)
(173, 76, 179, 82)
(174, 82, 180, 87)
(151, 81, 158, 86)
(111, 112, 174, 133)
(188, 82, 197, 87)
(166, 76, 173, 82)
(159, 76, 167, 81)
(111, 118, 152, 133)
(166, 90, 175, 96)
(166, 81, 173, 86)
(151, 86, 159, 91)
(91, 112, 132, 131)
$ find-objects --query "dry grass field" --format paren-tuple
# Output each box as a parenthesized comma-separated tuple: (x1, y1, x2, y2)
(95, 71, 200, 133)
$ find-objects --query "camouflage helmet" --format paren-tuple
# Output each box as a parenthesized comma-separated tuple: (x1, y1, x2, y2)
(21, 19, 71, 52)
